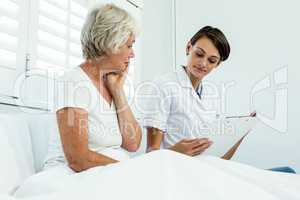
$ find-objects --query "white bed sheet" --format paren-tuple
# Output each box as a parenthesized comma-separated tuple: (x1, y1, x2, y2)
(15, 150, 300, 200)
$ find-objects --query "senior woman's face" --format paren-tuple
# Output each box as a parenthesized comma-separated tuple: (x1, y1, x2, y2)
(186, 36, 221, 79)
(106, 36, 135, 72)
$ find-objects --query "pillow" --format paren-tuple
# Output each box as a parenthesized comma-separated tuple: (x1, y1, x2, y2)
(24, 114, 59, 172)
(0, 125, 21, 194)
(0, 194, 15, 200)
(0, 114, 35, 194)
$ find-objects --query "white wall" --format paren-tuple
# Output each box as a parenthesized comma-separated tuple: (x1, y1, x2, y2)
(130, 0, 175, 155)
(139, 0, 174, 81)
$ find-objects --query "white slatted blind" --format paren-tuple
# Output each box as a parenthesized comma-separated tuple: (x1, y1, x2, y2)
(0, 0, 141, 109)
(0, 0, 28, 97)
(28, 0, 88, 74)
(0, 0, 20, 68)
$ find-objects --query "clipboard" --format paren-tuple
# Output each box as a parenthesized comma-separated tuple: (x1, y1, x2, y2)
(201, 115, 257, 157)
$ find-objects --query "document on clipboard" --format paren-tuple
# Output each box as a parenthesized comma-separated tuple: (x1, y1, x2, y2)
(201, 115, 257, 157)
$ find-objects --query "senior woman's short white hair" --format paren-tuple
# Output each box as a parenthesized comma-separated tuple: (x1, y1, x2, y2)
(81, 3, 139, 59)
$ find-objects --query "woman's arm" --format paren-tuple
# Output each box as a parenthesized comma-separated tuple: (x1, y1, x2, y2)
(57, 107, 118, 172)
(105, 69, 142, 152)
(112, 89, 142, 152)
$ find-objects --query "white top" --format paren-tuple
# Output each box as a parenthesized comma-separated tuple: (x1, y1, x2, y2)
(44, 67, 129, 169)
(142, 66, 220, 148)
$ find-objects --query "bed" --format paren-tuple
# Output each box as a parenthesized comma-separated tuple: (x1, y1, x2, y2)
(1, 113, 299, 200)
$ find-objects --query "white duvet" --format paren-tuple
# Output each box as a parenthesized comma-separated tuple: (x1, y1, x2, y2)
(14, 150, 300, 200)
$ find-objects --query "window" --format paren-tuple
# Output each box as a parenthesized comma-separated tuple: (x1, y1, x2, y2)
(0, 0, 29, 97)
(0, 0, 141, 110)
(28, 0, 88, 74)
(0, 0, 89, 109)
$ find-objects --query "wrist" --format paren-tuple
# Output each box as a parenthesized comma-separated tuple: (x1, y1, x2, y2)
(112, 90, 128, 111)
(110, 88, 123, 97)
(167, 145, 176, 152)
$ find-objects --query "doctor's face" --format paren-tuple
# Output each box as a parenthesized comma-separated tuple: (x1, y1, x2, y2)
(186, 36, 221, 79)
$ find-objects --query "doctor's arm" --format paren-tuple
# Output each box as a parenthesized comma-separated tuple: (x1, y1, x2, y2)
(147, 127, 212, 156)
(57, 108, 118, 172)
(221, 134, 247, 160)
(146, 127, 164, 152)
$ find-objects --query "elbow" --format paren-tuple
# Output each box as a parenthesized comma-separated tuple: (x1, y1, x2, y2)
(126, 143, 140, 152)
(67, 156, 87, 172)
(68, 161, 86, 172)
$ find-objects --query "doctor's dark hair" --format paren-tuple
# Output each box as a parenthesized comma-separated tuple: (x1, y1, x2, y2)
(189, 26, 230, 61)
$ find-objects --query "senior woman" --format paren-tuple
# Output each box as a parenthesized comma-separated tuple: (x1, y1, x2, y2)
(13, 4, 142, 196)
(44, 4, 141, 172)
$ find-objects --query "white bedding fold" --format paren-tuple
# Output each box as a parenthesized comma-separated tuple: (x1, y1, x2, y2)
(15, 150, 300, 200)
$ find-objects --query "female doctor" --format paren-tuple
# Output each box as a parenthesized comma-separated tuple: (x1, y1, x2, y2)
(144, 26, 243, 159)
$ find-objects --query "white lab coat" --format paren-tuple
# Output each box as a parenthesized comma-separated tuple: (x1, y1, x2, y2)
(142, 66, 221, 148)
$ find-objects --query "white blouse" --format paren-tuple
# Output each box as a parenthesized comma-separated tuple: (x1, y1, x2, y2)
(44, 67, 129, 169)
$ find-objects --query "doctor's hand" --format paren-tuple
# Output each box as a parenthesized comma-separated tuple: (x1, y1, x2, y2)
(168, 138, 213, 157)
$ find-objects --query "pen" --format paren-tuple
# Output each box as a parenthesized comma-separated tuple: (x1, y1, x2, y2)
(225, 115, 253, 119)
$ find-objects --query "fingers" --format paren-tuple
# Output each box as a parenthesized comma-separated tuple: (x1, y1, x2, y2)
(180, 138, 211, 148)
(180, 138, 199, 143)
(189, 138, 210, 149)
(182, 138, 209, 143)
(176, 138, 213, 156)
(106, 67, 126, 76)
(191, 142, 213, 156)
(105, 72, 118, 81)
(195, 138, 211, 147)
(122, 66, 129, 74)
(181, 138, 212, 156)
(105, 68, 127, 83)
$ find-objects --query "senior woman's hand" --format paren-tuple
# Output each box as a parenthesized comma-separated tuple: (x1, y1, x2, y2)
(104, 66, 142, 152)
(105, 66, 128, 96)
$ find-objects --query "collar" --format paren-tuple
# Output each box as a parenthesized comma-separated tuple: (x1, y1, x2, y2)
(176, 66, 203, 94)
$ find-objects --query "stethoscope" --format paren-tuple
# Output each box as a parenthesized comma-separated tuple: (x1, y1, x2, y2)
(196, 84, 203, 100)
